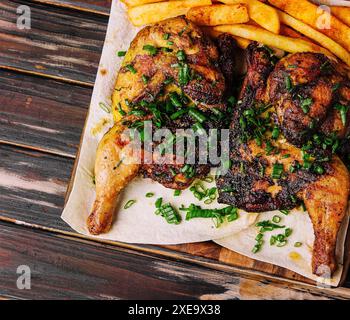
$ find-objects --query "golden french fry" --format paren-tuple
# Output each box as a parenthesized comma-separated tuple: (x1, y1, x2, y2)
(219, 0, 280, 34)
(121, 0, 167, 7)
(331, 7, 350, 27)
(214, 24, 334, 57)
(128, 0, 212, 26)
(278, 10, 350, 67)
(186, 4, 249, 26)
(268, 0, 350, 53)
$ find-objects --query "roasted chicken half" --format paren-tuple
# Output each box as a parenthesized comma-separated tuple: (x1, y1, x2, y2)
(217, 43, 350, 276)
(87, 17, 236, 235)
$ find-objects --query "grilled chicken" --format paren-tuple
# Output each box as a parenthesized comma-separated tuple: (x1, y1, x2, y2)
(88, 17, 235, 234)
(217, 43, 350, 276)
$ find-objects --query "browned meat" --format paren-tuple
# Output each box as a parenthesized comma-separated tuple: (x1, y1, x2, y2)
(217, 43, 350, 276)
(267, 52, 350, 147)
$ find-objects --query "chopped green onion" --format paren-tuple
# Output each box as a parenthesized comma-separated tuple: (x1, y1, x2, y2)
(163, 33, 170, 40)
(170, 109, 187, 120)
(285, 228, 293, 237)
(189, 109, 207, 123)
(314, 165, 325, 175)
(300, 97, 313, 114)
(155, 197, 163, 208)
(294, 242, 302, 247)
(174, 190, 181, 196)
(285, 75, 293, 92)
(271, 127, 280, 140)
(270, 236, 277, 245)
(117, 51, 126, 57)
(99, 102, 111, 113)
(272, 215, 281, 223)
(124, 200, 136, 209)
(280, 209, 290, 215)
(146, 192, 154, 198)
(142, 75, 149, 84)
(117, 103, 126, 116)
(276, 240, 287, 247)
(143, 44, 158, 56)
(126, 64, 137, 74)
(272, 163, 284, 179)
(176, 50, 186, 61)
(158, 203, 181, 225)
(335, 104, 349, 126)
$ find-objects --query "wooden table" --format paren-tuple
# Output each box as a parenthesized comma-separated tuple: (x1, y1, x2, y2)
(1, 0, 350, 300)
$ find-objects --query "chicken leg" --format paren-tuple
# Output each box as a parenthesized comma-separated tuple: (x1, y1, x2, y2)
(87, 123, 141, 235)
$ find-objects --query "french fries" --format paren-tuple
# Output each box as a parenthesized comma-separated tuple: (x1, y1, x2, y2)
(278, 10, 350, 67)
(186, 4, 249, 26)
(214, 24, 333, 57)
(219, 0, 280, 34)
(331, 7, 350, 27)
(203, 26, 252, 48)
(128, 0, 212, 26)
(268, 0, 350, 53)
(121, 0, 167, 7)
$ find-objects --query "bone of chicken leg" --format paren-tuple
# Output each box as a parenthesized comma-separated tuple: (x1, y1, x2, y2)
(87, 123, 141, 235)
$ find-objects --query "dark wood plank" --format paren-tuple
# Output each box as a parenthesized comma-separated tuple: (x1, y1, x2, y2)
(0, 220, 345, 300)
(0, 70, 89, 156)
(0, 0, 108, 84)
(31, 0, 112, 15)
(0, 144, 73, 231)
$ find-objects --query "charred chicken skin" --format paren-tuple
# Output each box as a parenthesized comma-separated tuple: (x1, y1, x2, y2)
(217, 43, 350, 276)
(87, 17, 235, 235)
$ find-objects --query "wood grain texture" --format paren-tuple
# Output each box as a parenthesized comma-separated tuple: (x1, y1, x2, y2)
(0, 70, 89, 156)
(0, 0, 107, 84)
(0, 221, 345, 300)
(31, 0, 112, 15)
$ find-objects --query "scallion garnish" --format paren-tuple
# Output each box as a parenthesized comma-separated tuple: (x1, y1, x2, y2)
(146, 192, 154, 198)
(189, 109, 207, 123)
(272, 163, 284, 179)
(126, 64, 137, 74)
(117, 51, 126, 57)
(174, 190, 181, 196)
(143, 44, 158, 56)
(124, 199, 136, 209)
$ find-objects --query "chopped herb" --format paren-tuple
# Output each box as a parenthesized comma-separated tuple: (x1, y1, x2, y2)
(294, 242, 303, 247)
(126, 64, 137, 74)
(167, 41, 174, 46)
(155, 197, 163, 208)
(335, 104, 349, 126)
(164, 77, 174, 85)
(117, 103, 126, 116)
(124, 199, 136, 209)
(143, 44, 158, 56)
(142, 75, 149, 84)
(169, 92, 182, 108)
(285, 228, 293, 237)
(189, 108, 207, 123)
(178, 63, 191, 86)
(99, 102, 111, 113)
(146, 192, 154, 198)
(285, 75, 293, 92)
(272, 163, 284, 179)
(314, 165, 325, 175)
(299, 96, 313, 114)
(170, 109, 187, 120)
(174, 190, 181, 197)
(280, 209, 290, 215)
(157, 203, 181, 225)
(163, 33, 170, 40)
(276, 240, 287, 247)
(272, 215, 282, 223)
(117, 50, 126, 57)
(271, 127, 280, 140)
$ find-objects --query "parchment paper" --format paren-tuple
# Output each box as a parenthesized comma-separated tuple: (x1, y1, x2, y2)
(62, 0, 349, 285)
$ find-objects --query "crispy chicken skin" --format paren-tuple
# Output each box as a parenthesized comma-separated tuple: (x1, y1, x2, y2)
(217, 43, 350, 276)
(88, 17, 234, 235)
(267, 53, 350, 147)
